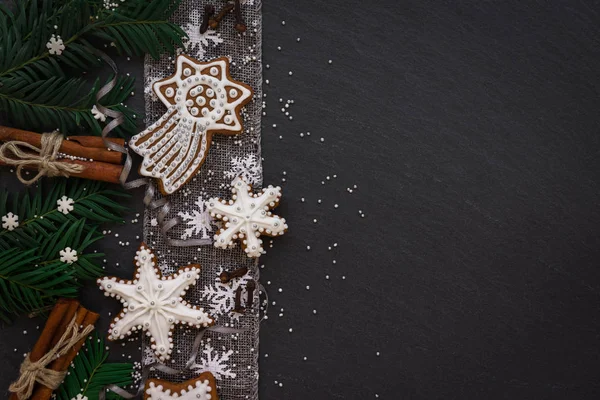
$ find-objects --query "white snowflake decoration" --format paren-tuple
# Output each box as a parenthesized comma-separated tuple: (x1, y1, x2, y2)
(56, 196, 74, 214)
(201, 267, 251, 320)
(142, 346, 158, 366)
(206, 177, 288, 258)
(178, 196, 213, 240)
(1, 212, 19, 231)
(194, 344, 236, 380)
(129, 54, 253, 195)
(182, 9, 224, 59)
(97, 244, 213, 361)
(46, 34, 65, 55)
(59, 247, 78, 264)
(91, 105, 106, 122)
(223, 154, 262, 185)
(150, 218, 158, 227)
(71, 395, 88, 400)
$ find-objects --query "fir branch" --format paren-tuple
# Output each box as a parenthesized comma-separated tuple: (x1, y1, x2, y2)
(55, 332, 134, 400)
(0, 0, 183, 136)
(0, 248, 78, 323)
(0, 178, 129, 252)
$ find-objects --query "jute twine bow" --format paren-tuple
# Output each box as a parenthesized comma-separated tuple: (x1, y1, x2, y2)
(0, 131, 84, 185)
(8, 316, 95, 400)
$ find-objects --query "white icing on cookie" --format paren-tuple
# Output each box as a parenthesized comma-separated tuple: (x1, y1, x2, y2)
(145, 380, 213, 400)
(97, 244, 213, 361)
(206, 176, 288, 258)
(129, 55, 253, 194)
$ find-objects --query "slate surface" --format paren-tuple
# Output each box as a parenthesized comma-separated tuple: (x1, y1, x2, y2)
(1, 0, 600, 399)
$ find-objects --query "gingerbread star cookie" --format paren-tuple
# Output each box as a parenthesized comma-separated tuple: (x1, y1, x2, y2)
(144, 372, 219, 400)
(130, 54, 254, 195)
(206, 176, 288, 258)
(97, 243, 214, 361)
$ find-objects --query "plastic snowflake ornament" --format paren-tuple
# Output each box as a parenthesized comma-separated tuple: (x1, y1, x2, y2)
(91, 105, 106, 122)
(97, 243, 214, 361)
(59, 247, 78, 264)
(71, 395, 88, 400)
(206, 176, 288, 258)
(129, 54, 253, 195)
(57, 196, 74, 214)
(1, 212, 19, 231)
(46, 34, 65, 55)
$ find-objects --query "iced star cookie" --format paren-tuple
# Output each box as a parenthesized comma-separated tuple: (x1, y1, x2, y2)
(97, 243, 214, 361)
(144, 373, 218, 400)
(130, 54, 253, 195)
(206, 176, 288, 258)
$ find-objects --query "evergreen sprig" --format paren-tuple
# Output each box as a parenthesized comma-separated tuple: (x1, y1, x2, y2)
(0, 178, 129, 321)
(0, 0, 185, 135)
(0, 247, 77, 322)
(55, 332, 134, 400)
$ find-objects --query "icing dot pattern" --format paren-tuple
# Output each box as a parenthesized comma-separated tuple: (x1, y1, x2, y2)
(206, 176, 288, 258)
(129, 55, 253, 195)
(97, 244, 214, 362)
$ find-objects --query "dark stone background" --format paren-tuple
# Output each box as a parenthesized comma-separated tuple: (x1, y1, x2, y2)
(1, 0, 600, 399)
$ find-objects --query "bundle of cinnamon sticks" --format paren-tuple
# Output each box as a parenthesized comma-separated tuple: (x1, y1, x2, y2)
(0, 126, 125, 184)
(9, 299, 99, 400)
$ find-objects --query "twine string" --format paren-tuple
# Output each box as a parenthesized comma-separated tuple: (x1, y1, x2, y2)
(8, 316, 95, 400)
(0, 131, 84, 185)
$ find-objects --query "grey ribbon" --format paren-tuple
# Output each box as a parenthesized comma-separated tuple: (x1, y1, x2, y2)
(98, 326, 244, 400)
(92, 49, 211, 247)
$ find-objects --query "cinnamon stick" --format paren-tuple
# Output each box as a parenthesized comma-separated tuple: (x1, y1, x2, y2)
(9, 299, 80, 400)
(0, 126, 123, 165)
(0, 159, 124, 184)
(30, 306, 99, 400)
(28, 299, 76, 364)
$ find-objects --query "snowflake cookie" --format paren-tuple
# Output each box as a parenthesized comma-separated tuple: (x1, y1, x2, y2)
(144, 372, 218, 400)
(129, 54, 253, 195)
(97, 243, 214, 361)
(206, 176, 288, 258)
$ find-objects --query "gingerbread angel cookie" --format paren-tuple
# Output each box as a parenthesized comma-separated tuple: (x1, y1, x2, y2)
(144, 372, 219, 400)
(97, 243, 214, 361)
(130, 55, 253, 195)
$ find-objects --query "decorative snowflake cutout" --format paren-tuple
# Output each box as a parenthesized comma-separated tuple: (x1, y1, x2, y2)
(97, 243, 213, 361)
(142, 346, 158, 366)
(71, 395, 88, 400)
(206, 177, 288, 258)
(201, 267, 251, 320)
(59, 247, 78, 264)
(182, 10, 224, 59)
(194, 344, 236, 380)
(1, 212, 19, 231)
(150, 218, 158, 227)
(178, 196, 213, 240)
(46, 34, 65, 55)
(56, 196, 74, 214)
(91, 105, 106, 122)
(129, 54, 253, 195)
(145, 373, 217, 400)
(223, 154, 262, 185)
